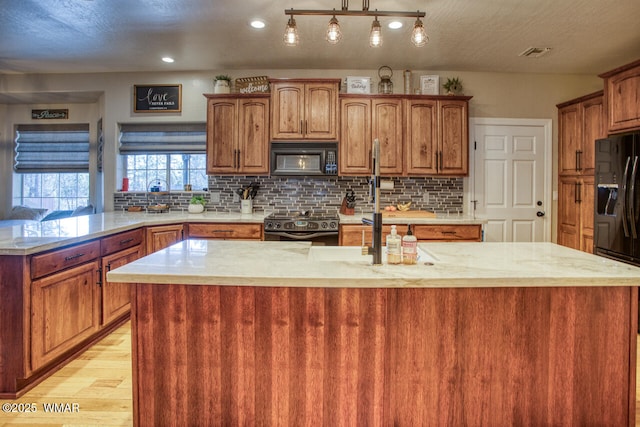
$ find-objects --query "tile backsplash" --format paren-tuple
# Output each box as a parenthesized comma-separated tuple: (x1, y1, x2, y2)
(114, 176, 463, 214)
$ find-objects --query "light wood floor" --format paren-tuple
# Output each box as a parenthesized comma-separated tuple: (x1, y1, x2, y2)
(1, 322, 640, 426)
(0, 322, 133, 426)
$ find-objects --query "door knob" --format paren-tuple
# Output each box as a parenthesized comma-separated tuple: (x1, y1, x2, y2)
(536, 211, 545, 217)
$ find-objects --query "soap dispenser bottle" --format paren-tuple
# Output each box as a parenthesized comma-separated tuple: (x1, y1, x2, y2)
(386, 225, 402, 264)
(402, 224, 418, 265)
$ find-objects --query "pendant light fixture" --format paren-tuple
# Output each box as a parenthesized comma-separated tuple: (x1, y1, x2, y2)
(283, 0, 426, 48)
(411, 17, 428, 47)
(326, 15, 342, 44)
(283, 15, 299, 46)
(369, 16, 382, 48)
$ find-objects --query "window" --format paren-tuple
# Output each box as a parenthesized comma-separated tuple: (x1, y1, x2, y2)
(13, 124, 90, 211)
(119, 123, 207, 191)
(125, 154, 207, 192)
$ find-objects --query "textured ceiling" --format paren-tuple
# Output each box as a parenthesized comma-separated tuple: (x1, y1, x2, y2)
(0, 0, 639, 76)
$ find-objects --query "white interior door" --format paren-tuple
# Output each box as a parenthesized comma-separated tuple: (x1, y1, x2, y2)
(470, 118, 552, 242)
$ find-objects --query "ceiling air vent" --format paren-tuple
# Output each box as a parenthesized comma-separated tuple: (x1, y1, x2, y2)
(518, 47, 552, 58)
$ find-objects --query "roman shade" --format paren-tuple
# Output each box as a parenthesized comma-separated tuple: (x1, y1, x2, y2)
(14, 124, 90, 173)
(119, 123, 206, 154)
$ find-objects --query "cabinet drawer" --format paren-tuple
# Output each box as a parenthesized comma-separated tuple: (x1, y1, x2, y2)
(413, 225, 482, 241)
(187, 223, 263, 240)
(31, 241, 101, 279)
(101, 229, 144, 256)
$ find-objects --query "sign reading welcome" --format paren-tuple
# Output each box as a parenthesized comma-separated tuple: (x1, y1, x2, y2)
(134, 84, 182, 113)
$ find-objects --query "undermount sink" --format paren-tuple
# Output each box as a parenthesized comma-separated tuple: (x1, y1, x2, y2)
(307, 245, 436, 264)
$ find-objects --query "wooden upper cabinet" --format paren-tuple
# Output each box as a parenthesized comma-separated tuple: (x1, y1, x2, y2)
(438, 99, 468, 175)
(205, 94, 269, 175)
(558, 102, 581, 175)
(373, 98, 404, 175)
(270, 79, 340, 140)
(557, 91, 604, 176)
(599, 59, 640, 134)
(339, 97, 371, 175)
(238, 98, 270, 173)
(581, 95, 605, 175)
(405, 99, 438, 175)
(405, 97, 469, 176)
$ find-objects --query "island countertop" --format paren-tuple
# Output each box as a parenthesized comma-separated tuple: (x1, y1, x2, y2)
(107, 240, 640, 288)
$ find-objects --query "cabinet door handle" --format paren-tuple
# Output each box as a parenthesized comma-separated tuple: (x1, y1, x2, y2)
(211, 229, 234, 233)
(435, 151, 440, 172)
(305, 120, 308, 135)
(442, 231, 457, 235)
(576, 150, 583, 171)
(64, 253, 85, 261)
(300, 120, 304, 135)
(119, 238, 134, 246)
(575, 182, 582, 203)
(440, 150, 443, 171)
(96, 267, 102, 287)
(236, 149, 241, 170)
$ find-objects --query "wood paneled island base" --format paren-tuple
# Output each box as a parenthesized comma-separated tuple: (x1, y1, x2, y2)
(131, 283, 637, 427)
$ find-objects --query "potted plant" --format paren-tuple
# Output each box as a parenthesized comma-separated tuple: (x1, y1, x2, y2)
(443, 77, 463, 95)
(214, 75, 232, 94)
(188, 195, 207, 213)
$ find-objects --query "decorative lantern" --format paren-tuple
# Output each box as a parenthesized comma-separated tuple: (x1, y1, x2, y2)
(378, 66, 393, 94)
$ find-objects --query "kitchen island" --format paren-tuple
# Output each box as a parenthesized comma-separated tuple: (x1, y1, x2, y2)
(108, 240, 640, 427)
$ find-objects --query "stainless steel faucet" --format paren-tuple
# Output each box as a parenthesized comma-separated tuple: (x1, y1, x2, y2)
(362, 138, 383, 265)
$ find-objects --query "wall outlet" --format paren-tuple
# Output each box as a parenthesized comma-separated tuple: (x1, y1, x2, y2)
(422, 192, 430, 202)
(233, 193, 239, 203)
(210, 192, 220, 203)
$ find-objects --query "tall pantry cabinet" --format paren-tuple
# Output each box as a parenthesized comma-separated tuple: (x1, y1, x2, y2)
(556, 91, 605, 253)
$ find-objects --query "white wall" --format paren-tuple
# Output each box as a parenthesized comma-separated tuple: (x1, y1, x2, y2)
(0, 68, 602, 220)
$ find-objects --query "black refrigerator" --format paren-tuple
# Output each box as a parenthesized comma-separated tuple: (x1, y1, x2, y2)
(594, 132, 640, 266)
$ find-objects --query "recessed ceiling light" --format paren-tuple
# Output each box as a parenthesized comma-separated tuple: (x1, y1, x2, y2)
(162, 57, 175, 63)
(388, 21, 403, 29)
(250, 19, 266, 29)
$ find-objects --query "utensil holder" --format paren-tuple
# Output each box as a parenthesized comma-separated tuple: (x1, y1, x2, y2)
(241, 199, 253, 214)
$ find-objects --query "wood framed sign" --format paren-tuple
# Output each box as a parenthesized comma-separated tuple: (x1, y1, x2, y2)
(31, 109, 69, 119)
(134, 84, 182, 112)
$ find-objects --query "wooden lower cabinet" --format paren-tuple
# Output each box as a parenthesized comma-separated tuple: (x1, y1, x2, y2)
(557, 175, 594, 252)
(145, 224, 184, 253)
(100, 229, 145, 325)
(187, 222, 262, 240)
(340, 223, 482, 246)
(31, 260, 101, 371)
(101, 245, 144, 325)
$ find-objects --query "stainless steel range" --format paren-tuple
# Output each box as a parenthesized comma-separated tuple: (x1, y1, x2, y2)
(264, 211, 339, 245)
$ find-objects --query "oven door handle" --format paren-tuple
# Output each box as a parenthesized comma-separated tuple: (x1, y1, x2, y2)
(264, 231, 339, 240)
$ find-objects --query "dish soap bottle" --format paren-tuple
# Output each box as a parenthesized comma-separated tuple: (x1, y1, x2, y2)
(386, 225, 402, 265)
(402, 224, 418, 265)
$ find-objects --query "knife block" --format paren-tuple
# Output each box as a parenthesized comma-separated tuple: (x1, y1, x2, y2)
(339, 198, 354, 215)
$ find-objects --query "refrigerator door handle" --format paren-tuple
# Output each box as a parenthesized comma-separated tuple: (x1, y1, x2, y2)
(629, 156, 639, 238)
(622, 156, 631, 238)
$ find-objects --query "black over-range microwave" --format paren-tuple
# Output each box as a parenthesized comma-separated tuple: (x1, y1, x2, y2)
(270, 141, 338, 176)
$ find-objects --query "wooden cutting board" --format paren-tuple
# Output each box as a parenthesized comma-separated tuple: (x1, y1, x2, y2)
(382, 210, 436, 218)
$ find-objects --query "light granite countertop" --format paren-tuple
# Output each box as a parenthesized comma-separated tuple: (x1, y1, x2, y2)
(338, 212, 484, 225)
(0, 211, 267, 255)
(0, 211, 484, 255)
(107, 240, 640, 288)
